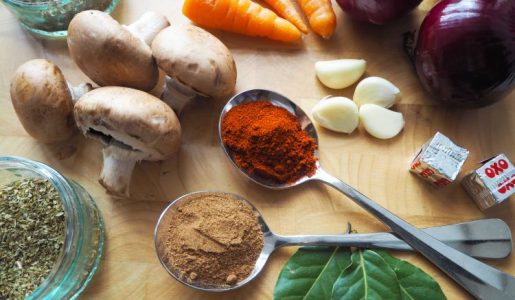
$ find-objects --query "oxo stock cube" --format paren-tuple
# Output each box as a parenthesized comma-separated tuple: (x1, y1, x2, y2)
(462, 154, 515, 210)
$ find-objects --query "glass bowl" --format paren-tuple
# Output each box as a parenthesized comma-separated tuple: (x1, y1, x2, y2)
(2, 0, 119, 39)
(0, 156, 104, 299)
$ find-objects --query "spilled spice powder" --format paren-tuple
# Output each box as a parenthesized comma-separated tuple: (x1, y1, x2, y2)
(221, 101, 317, 184)
(164, 192, 264, 287)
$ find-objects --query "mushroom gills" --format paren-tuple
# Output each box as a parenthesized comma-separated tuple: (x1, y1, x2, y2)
(86, 128, 139, 152)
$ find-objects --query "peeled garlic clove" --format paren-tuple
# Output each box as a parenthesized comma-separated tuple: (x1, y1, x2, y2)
(312, 97, 359, 134)
(359, 104, 404, 139)
(354, 76, 401, 108)
(315, 59, 366, 89)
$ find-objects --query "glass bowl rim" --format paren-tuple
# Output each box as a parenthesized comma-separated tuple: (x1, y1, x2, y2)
(3, 0, 61, 7)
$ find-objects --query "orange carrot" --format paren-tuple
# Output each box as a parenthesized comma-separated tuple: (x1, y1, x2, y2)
(262, 0, 309, 34)
(183, 0, 302, 42)
(298, 0, 336, 39)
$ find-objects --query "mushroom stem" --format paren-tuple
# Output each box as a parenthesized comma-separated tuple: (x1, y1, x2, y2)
(68, 82, 93, 103)
(162, 76, 203, 114)
(99, 146, 144, 197)
(125, 12, 170, 46)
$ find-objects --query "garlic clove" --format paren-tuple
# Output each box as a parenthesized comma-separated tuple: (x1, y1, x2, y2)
(315, 59, 367, 89)
(359, 104, 404, 139)
(354, 76, 401, 108)
(312, 96, 359, 134)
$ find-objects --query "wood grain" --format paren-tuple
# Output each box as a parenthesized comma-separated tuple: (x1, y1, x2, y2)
(0, 0, 513, 299)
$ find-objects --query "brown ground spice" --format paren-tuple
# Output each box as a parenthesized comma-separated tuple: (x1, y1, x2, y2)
(164, 192, 264, 287)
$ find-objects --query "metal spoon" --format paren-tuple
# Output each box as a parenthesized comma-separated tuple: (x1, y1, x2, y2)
(218, 89, 515, 299)
(154, 191, 512, 292)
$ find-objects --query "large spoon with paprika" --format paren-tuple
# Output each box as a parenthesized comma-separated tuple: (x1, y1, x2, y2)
(218, 89, 515, 299)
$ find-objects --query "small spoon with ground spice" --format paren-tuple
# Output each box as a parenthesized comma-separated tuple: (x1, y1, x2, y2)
(219, 89, 515, 299)
(154, 191, 511, 292)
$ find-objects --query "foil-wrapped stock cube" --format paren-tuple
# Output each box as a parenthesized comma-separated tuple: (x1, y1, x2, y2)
(462, 154, 514, 210)
(409, 132, 469, 188)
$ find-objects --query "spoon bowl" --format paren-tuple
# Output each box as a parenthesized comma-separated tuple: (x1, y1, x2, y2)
(218, 89, 515, 299)
(154, 191, 513, 293)
(219, 89, 319, 189)
(153, 191, 271, 292)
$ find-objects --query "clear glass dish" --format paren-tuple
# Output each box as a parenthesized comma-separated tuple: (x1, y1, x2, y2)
(2, 0, 119, 39)
(0, 156, 104, 299)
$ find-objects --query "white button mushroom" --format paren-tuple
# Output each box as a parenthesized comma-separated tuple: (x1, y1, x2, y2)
(353, 77, 401, 108)
(151, 25, 237, 113)
(359, 104, 405, 139)
(68, 10, 170, 91)
(10, 59, 92, 143)
(311, 97, 359, 134)
(74, 87, 182, 197)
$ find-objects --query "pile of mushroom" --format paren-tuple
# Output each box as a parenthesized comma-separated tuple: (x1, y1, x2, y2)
(9, 10, 238, 197)
(10, 59, 92, 143)
(69, 12, 238, 113)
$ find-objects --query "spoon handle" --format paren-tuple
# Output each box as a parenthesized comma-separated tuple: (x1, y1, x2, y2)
(314, 168, 515, 300)
(274, 218, 512, 259)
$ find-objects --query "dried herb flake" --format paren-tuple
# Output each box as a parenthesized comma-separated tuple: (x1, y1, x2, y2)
(0, 179, 65, 299)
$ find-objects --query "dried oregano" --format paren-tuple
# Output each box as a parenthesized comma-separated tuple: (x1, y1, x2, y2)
(0, 179, 65, 299)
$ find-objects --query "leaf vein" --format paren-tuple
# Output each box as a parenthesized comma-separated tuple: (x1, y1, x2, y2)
(359, 251, 368, 299)
(302, 247, 339, 300)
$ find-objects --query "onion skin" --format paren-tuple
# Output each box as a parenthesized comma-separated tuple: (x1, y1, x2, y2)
(335, 0, 423, 25)
(414, 0, 515, 108)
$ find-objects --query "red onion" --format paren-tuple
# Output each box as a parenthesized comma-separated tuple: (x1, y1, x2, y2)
(335, 0, 423, 25)
(413, 0, 515, 108)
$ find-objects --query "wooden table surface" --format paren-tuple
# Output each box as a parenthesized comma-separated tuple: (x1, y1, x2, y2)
(0, 0, 514, 299)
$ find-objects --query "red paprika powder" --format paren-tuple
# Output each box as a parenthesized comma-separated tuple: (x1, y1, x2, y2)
(221, 101, 317, 184)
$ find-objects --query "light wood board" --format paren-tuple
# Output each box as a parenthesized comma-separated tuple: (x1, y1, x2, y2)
(0, 0, 513, 299)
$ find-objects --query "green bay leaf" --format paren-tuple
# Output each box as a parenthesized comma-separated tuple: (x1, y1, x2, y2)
(274, 247, 352, 300)
(331, 249, 401, 300)
(375, 251, 446, 300)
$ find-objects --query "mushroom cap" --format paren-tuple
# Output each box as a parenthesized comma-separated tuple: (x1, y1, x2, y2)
(74, 86, 181, 161)
(151, 25, 237, 99)
(68, 10, 158, 91)
(10, 59, 75, 143)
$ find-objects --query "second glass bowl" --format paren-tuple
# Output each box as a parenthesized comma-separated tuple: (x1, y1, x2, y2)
(2, 0, 119, 39)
